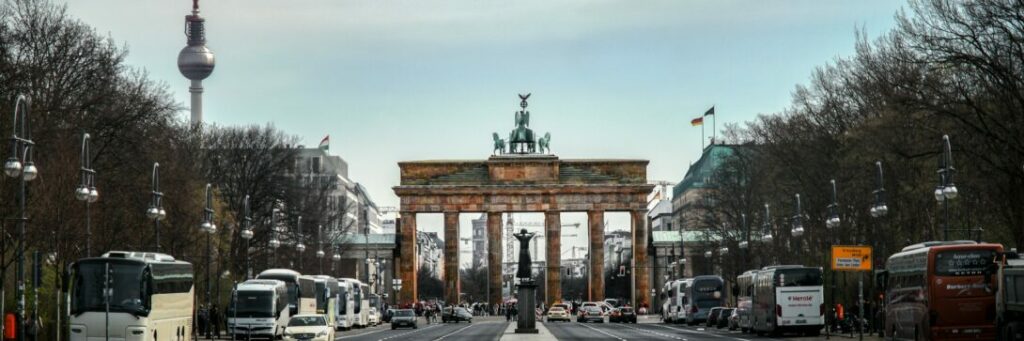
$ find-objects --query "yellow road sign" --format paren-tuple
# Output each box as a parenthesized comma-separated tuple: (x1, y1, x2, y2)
(831, 246, 873, 271)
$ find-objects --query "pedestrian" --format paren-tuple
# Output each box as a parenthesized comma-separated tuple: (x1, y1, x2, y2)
(505, 303, 511, 322)
(211, 305, 221, 338)
(198, 305, 209, 337)
(511, 305, 518, 320)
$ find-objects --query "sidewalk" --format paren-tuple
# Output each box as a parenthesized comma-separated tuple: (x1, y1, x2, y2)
(499, 321, 556, 341)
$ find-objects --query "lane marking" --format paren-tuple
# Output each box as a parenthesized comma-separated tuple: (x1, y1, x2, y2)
(616, 323, 686, 340)
(578, 322, 627, 341)
(377, 323, 445, 341)
(434, 322, 497, 341)
(650, 323, 751, 341)
(335, 322, 439, 340)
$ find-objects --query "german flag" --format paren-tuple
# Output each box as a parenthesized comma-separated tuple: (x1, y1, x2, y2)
(691, 117, 704, 126)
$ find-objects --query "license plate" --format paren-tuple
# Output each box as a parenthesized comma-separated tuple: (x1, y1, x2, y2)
(796, 319, 806, 324)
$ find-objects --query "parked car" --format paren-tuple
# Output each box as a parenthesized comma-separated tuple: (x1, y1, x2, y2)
(283, 315, 334, 341)
(577, 306, 605, 323)
(716, 308, 733, 329)
(442, 307, 473, 323)
(390, 309, 418, 330)
(546, 307, 571, 322)
(609, 307, 637, 323)
(727, 308, 740, 331)
(706, 307, 724, 328)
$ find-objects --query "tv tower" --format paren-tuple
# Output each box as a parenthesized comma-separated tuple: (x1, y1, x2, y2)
(177, 0, 215, 125)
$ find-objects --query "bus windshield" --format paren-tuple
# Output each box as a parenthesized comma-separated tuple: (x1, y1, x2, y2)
(935, 250, 995, 276)
(692, 279, 723, 308)
(71, 261, 149, 316)
(230, 291, 274, 318)
(777, 268, 823, 287)
(369, 296, 379, 308)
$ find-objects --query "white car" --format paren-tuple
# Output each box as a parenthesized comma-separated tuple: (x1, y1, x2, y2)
(368, 307, 381, 326)
(283, 315, 334, 341)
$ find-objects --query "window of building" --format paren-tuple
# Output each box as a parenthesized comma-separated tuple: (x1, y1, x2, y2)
(311, 157, 322, 174)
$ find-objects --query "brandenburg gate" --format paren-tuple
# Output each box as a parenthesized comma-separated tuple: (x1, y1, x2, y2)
(393, 94, 654, 308)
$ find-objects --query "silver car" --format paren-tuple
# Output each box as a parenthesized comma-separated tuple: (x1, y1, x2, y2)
(390, 309, 418, 330)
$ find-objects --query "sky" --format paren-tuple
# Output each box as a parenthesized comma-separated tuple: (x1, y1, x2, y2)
(62, 0, 904, 268)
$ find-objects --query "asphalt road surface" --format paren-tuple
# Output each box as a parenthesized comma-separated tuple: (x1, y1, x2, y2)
(335, 316, 507, 341)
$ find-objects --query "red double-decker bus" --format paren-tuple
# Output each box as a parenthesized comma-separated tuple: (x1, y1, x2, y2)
(882, 240, 1002, 340)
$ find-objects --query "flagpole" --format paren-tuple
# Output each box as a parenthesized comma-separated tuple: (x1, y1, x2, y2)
(701, 121, 705, 150)
(712, 106, 716, 144)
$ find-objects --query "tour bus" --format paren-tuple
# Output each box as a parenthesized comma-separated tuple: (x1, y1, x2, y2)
(67, 251, 193, 341)
(256, 269, 303, 315)
(339, 278, 370, 327)
(684, 275, 726, 325)
(226, 279, 290, 339)
(661, 278, 691, 323)
(335, 280, 356, 330)
(881, 240, 1002, 340)
(751, 265, 824, 337)
(311, 275, 339, 329)
(735, 270, 758, 333)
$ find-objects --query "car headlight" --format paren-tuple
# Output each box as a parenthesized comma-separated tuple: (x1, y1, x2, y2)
(317, 330, 328, 337)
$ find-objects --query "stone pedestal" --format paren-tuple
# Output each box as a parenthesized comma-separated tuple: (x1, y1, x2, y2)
(515, 281, 538, 334)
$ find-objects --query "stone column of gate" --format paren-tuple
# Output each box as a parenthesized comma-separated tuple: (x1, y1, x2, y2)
(632, 209, 650, 310)
(444, 211, 461, 305)
(399, 212, 418, 304)
(545, 211, 561, 306)
(588, 210, 605, 301)
(487, 211, 503, 308)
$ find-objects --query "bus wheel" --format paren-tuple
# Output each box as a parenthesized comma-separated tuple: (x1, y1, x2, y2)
(889, 327, 897, 341)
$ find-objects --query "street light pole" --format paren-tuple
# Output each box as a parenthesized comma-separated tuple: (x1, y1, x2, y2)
(316, 225, 325, 274)
(826, 179, 841, 338)
(201, 184, 218, 339)
(76, 133, 99, 257)
(935, 135, 958, 241)
(269, 207, 280, 267)
(4, 94, 37, 341)
(762, 203, 774, 265)
(296, 216, 306, 271)
(146, 163, 166, 252)
(792, 194, 805, 262)
(240, 195, 253, 279)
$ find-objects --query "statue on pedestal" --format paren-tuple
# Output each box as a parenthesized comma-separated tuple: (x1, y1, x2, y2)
(514, 228, 536, 280)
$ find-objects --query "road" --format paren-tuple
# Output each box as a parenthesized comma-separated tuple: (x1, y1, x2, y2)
(334, 316, 507, 341)
(206, 315, 883, 341)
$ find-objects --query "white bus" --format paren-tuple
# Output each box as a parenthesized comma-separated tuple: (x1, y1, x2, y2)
(335, 280, 356, 330)
(751, 265, 824, 337)
(736, 270, 758, 333)
(311, 275, 339, 329)
(256, 269, 302, 315)
(68, 251, 193, 341)
(339, 278, 369, 328)
(227, 279, 290, 339)
(661, 279, 691, 323)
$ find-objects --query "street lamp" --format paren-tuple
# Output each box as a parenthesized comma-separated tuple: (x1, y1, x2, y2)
(392, 278, 403, 305)
(935, 135, 958, 240)
(870, 161, 889, 219)
(6, 94, 35, 341)
(269, 207, 281, 266)
(762, 203, 774, 244)
(295, 216, 305, 271)
(240, 195, 253, 279)
(827, 180, 840, 230)
(201, 184, 217, 338)
(316, 225, 325, 274)
(146, 163, 166, 252)
(77, 132, 99, 257)
(791, 194, 805, 238)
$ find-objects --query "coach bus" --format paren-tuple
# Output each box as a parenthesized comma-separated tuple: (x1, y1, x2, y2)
(312, 275, 339, 329)
(339, 278, 370, 327)
(662, 279, 690, 323)
(68, 251, 193, 341)
(736, 270, 758, 333)
(256, 269, 302, 315)
(751, 265, 824, 336)
(226, 279, 290, 338)
(335, 280, 356, 330)
(684, 275, 726, 325)
(882, 240, 1002, 340)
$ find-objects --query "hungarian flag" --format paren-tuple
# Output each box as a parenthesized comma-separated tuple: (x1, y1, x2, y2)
(704, 106, 715, 116)
(318, 135, 329, 150)
(691, 117, 704, 126)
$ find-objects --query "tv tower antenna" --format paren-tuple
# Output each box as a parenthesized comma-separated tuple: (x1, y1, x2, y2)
(177, 0, 216, 125)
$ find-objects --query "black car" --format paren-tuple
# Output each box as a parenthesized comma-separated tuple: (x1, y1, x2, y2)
(716, 308, 733, 329)
(390, 309, 418, 330)
(706, 307, 724, 328)
(382, 309, 395, 324)
(442, 307, 473, 323)
(609, 307, 637, 323)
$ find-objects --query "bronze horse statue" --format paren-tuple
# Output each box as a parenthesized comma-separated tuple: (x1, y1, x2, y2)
(537, 132, 551, 154)
(492, 132, 506, 155)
